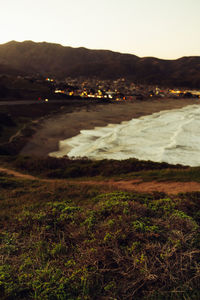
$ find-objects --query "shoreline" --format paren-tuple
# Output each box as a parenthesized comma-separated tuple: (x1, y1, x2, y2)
(20, 98, 200, 157)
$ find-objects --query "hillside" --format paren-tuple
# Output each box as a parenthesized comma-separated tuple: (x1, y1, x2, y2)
(0, 165, 200, 299)
(0, 99, 200, 299)
(0, 41, 200, 87)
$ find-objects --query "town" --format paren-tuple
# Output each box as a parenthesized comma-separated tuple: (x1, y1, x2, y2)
(49, 76, 200, 101)
(1, 74, 200, 102)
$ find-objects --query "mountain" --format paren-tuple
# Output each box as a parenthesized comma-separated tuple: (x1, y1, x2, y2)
(0, 40, 200, 88)
(0, 62, 27, 76)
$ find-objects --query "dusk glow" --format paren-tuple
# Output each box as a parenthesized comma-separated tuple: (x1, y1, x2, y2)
(1, 0, 200, 59)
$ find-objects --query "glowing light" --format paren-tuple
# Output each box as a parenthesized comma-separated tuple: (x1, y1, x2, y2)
(169, 89, 182, 94)
(81, 91, 88, 97)
(55, 89, 64, 93)
(46, 78, 54, 82)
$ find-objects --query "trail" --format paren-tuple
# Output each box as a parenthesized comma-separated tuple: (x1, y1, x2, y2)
(0, 167, 37, 180)
(1, 167, 200, 194)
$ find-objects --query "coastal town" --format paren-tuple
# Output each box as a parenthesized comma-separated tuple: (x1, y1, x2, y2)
(51, 76, 200, 101)
(1, 74, 200, 102)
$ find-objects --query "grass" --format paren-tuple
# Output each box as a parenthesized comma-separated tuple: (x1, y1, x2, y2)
(120, 167, 200, 182)
(0, 174, 199, 299)
(2, 154, 200, 183)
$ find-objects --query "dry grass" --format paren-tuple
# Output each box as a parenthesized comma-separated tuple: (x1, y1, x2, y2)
(0, 175, 199, 299)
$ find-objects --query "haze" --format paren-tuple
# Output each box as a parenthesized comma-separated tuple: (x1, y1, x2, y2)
(1, 0, 200, 59)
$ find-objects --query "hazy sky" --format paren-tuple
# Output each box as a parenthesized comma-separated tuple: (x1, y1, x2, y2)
(1, 0, 200, 59)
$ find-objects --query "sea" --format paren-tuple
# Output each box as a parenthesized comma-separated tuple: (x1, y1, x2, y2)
(49, 104, 200, 167)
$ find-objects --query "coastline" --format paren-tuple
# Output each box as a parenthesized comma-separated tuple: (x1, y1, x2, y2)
(20, 98, 200, 157)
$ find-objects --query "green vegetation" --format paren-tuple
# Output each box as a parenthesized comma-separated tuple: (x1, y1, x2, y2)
(5, 154, 200, 183)
(123, 167, 200, 182)
(0, 174, 199, 299)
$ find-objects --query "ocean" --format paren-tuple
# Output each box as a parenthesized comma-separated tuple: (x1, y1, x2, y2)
(49, 104, 200, 166)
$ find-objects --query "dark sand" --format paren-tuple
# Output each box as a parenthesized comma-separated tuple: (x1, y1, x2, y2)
(21, 98, 200, 156)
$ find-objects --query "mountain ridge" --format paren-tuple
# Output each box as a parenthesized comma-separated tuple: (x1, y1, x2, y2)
(0, 40, 200, 88)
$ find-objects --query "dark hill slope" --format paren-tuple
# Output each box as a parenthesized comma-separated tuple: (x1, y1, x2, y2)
(0, 40, 200, 87)
(0, 41, 138, 77)
(0, 62, 27, 76)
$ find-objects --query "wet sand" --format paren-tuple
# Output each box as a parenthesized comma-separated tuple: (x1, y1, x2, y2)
(20, 98, 200, 156)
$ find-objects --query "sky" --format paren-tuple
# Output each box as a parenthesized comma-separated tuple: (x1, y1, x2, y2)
(0, 0, 200, 59)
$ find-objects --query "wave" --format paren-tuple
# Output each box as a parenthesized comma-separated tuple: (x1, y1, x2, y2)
(49, 104, 200, 166)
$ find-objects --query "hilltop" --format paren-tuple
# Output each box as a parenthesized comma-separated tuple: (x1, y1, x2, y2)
(0, 40, 200, 88)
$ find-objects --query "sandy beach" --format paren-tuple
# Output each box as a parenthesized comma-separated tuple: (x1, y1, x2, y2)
(20, 98, 200, 156)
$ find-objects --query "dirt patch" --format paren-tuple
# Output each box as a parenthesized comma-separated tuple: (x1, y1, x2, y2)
(74, 179, 200, 194)
(0, 167, 37, 180)
(106, 179, 200, 194)
(1, 166, 200, 194)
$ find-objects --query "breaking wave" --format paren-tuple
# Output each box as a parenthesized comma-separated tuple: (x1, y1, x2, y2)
(49, 104, 200, 166)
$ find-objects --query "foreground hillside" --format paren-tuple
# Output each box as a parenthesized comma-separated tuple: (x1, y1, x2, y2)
(0, 41, 200, 87)
(0, 170, 200, 300)
(0, 100, 200, 299)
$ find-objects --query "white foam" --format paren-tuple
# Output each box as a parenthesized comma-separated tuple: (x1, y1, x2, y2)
(49, 104, 200, 166)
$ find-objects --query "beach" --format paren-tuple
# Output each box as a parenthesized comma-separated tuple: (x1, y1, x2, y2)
(21, 98, 200, 157)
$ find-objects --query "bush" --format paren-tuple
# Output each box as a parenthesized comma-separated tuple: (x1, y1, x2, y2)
(13, 155, 186, 178)
(0, 180, 199, 299)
